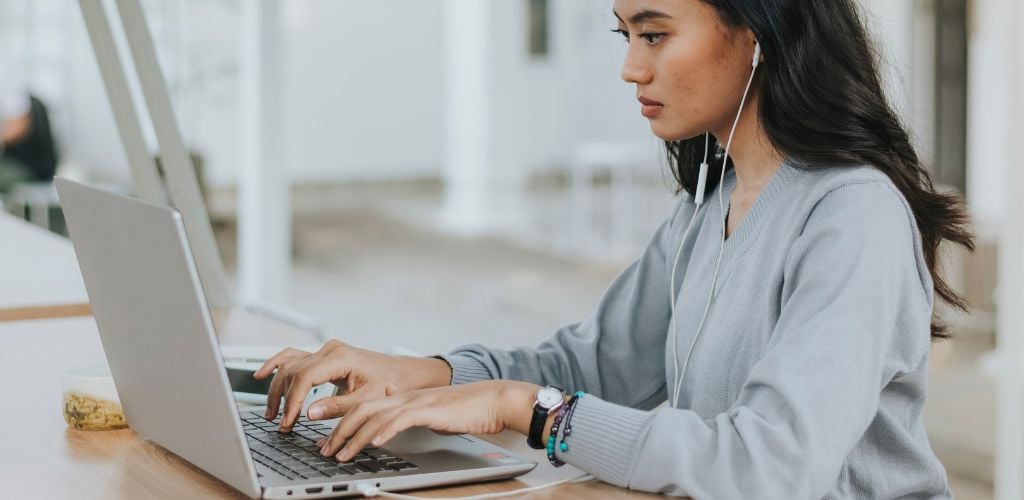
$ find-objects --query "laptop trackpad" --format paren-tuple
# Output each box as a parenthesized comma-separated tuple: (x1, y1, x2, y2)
(384, 428, 502, 470)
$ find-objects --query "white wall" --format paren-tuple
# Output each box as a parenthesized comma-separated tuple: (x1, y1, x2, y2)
(56, 0, 656, 190)
(58, 0, 940, 194)
(60, 0, 445, 188)
(568, 2, 655, 149)
(80, 0, 653, 186)
(279, 0, 445, 185)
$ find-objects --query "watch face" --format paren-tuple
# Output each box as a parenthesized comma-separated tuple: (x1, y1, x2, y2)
(536, 387, 563, 409)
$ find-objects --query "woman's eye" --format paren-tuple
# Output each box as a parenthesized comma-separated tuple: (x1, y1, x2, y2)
(639, 33, 665, 45)
(610, 28, 665, 46)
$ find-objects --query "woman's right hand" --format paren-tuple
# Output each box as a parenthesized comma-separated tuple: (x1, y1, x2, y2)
(253, 339, 453, 431)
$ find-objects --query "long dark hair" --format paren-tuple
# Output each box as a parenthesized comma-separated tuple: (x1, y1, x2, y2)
(666, 0, 974, 339)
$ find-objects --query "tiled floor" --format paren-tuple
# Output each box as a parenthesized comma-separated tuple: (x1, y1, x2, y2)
(213, 182, 996, 499)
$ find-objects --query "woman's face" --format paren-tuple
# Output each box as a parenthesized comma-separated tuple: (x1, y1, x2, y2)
(613, 0, 758, 141)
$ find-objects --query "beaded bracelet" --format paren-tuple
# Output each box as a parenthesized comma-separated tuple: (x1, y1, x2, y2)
(546, 391, 585, 467)
(560, 391, 585, 450)
(545, 401, 570, 467)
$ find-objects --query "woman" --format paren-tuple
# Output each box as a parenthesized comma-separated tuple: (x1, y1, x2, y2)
(255, 0, 973, 497)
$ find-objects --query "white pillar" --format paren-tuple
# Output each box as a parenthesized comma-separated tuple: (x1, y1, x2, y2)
(967, 0, 1011, 231)
(238, 0, 290, 303)
(995, 0, 1024, 497)
(440, 0, 492, 236)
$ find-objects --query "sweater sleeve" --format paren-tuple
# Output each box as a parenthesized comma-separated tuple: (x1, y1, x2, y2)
(551, 182, 933, 498)
(442, 200, 688, 410)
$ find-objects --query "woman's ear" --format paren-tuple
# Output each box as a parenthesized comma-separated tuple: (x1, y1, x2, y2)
(743, 28, 763, 64)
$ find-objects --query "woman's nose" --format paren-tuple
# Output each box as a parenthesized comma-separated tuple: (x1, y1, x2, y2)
(621, 47, 653, 85)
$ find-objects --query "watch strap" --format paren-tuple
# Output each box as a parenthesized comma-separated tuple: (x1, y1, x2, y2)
(527, 386, 564, 449)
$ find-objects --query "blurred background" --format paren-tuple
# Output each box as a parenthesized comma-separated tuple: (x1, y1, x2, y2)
(2, 1, 1021, 498)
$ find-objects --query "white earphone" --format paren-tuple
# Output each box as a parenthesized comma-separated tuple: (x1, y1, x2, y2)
(668, 41, 762, 408)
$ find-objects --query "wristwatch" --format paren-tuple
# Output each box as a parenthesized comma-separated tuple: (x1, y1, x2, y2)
(527, 385, 565, 449)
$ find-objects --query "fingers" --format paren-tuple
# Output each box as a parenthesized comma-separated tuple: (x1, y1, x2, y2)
(335, 410, 397, 462)
(264, 363, 290, 420)
(320, 398, 396, 457)
(258, 348, 309, 420)
(335, 407, 425, 462)
(279, 374, 315, 431)
(370, 409, 422, 448)
(253, 348, 307, 380)
(307, 392, 366, 421)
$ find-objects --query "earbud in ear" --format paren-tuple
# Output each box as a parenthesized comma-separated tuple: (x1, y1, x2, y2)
(752, 41, 762, 69)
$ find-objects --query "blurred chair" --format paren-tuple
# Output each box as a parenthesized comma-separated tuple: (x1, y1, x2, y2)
(4, 180, 64, 234)
(569, 141, 669, 261)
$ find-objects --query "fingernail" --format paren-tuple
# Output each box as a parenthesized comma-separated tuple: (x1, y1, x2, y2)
(371, 436, 382, 447)
(320, 445, 329, 456)
(308, 406, 322, 420)
(337, 448, 350, 461)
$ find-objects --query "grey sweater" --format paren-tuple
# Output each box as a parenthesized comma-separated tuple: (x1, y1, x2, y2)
(444, 161, 951, 499)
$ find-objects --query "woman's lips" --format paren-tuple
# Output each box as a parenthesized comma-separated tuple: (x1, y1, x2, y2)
(638, 97, 664, 118)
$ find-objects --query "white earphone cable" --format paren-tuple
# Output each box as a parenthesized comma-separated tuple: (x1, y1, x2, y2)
(356, 474, 594, 499)
(670, 44, 761, 408)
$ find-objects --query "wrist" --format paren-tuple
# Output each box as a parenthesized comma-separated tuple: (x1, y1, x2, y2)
(497, 381, 542, 436)
(402, 356, 452, 390)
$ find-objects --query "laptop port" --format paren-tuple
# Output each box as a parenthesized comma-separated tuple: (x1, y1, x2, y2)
(305, 487, 323, 494)
(332, 485, 349, 492)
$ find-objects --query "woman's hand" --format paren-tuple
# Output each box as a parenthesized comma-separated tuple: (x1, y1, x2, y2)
(253, 340, 453, 431)
(315, 380, 540, 462)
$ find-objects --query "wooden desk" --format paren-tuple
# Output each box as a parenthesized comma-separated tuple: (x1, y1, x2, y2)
(0, 212, 91, 321)
(0, 316, 656, 499)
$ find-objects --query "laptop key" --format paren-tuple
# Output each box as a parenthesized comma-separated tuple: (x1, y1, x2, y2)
(336, 465, 359, 475)
(387, 461, 418, 471)
(350, 463, 375, 474)
(312, 462, 338, 472)
(357, 460, 390, 472)
(251, 446, 273, 456)
(296, 429, 323, 441)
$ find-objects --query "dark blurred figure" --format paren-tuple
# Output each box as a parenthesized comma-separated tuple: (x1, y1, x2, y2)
(0, 58, 58, 194)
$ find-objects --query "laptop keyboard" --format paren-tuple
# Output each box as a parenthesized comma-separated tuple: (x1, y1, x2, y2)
(240, 413, 418, 480)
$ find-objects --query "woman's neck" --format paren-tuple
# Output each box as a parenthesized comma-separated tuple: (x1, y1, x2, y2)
(713, 95, 784, 195)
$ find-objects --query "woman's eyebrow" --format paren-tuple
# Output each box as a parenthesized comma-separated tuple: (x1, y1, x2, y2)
(612, 9, 673, 25)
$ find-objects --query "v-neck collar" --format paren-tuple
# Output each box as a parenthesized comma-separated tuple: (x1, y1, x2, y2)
(709, 159, 802, 294)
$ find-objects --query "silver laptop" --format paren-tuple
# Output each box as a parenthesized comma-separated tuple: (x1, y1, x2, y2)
(56, 178, 535, 499)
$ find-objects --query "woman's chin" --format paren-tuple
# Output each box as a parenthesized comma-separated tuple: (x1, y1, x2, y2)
(648, 121, 698, 142)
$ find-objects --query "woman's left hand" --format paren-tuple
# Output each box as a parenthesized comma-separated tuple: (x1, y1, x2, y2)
(316, 380, 539, 462)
